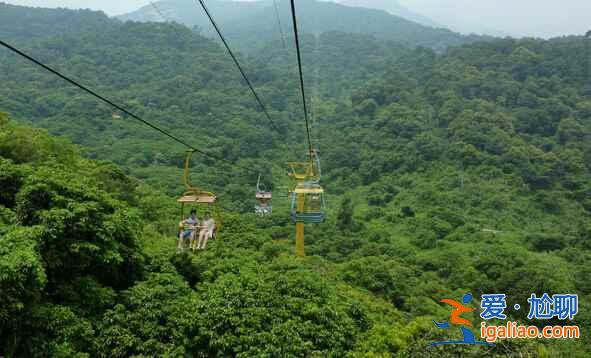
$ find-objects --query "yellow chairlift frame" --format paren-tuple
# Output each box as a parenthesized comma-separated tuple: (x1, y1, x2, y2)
(180, 150, 216, 201)
(286, 150, 326, 257)
(177, 150, 221, 233)
(287, 150, 322, 183)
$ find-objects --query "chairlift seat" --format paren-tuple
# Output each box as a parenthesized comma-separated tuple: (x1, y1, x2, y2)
(291, 212, 325, 223)
(256, 192, 272, 199)
(177, 194, 217, 204)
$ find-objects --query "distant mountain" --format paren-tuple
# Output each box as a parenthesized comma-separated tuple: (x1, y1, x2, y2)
(331, 0, 512, 38)
(118, 0, 480, 51)
(336, 0, 441, 28)
(0, 2, 110, 42)
(117, 0, 266, 30)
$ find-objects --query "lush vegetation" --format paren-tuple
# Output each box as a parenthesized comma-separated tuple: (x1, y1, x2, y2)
(1, 3, 590, 356)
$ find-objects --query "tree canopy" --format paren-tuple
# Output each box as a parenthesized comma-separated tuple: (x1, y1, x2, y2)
(0, 3, 590, 356)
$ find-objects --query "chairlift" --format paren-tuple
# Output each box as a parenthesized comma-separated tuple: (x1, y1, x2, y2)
(176, 150, 220, 250)
(255, 174, 273, 216)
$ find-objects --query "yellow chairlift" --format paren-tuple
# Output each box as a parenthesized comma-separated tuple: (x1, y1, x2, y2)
(287, 150, 326, 257)
(177, 150, 220, 249)
(289, 182, 326, 224)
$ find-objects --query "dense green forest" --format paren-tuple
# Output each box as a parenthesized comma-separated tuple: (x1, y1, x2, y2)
(1, 2, 590, 357)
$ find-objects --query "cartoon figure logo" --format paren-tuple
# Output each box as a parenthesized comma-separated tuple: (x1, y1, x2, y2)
(430, 293, 494, 346)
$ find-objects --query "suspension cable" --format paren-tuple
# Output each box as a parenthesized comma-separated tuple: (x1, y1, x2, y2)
(0, 39, 260, 175)
(288, 0, 313, 158)
(272, 0, 287, 50)
(194, 0, 283, 136)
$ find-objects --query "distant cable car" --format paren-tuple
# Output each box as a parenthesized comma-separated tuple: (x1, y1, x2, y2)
(255, 174, 272, 216)
(177, 150, 220, 250)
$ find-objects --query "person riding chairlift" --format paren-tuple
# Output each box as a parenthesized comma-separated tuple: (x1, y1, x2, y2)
(196, 213, 215, 250)
(178, 209, 199, 251)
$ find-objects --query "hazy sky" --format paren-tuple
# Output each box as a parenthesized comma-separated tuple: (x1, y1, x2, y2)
(4, 0, 150, 15)
(399, 0, 591, 38)
(4, 0, 591, 38)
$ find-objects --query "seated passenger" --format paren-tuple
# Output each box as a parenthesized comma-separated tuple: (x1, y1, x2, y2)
(197, 213, 215, 250)
(177, 209, 199, 251)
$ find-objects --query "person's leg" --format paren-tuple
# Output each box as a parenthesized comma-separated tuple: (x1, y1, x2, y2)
(192, 231, 199, 251)
(201, 232, 210, 250)
(198, 230, 207, 249)
(197, 230, 203, 250)
(177, 231, 185, 251)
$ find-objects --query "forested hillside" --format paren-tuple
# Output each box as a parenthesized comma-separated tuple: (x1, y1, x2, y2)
(119, 0, 477, 51)
(1, 3, 590, 356)
(118, 0, 266, 29)
(0, 3, 405, 203)
(0, 114, 382, 356)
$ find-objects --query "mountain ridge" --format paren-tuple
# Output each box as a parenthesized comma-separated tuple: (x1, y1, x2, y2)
(117, 0, 482, 51)
(336, 0, 441, 28)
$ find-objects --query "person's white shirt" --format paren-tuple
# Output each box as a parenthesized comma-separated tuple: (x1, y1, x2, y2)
(202, 218, 215, 237)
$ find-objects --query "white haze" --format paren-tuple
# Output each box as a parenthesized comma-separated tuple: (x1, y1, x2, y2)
(398, 0, 591, 38)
